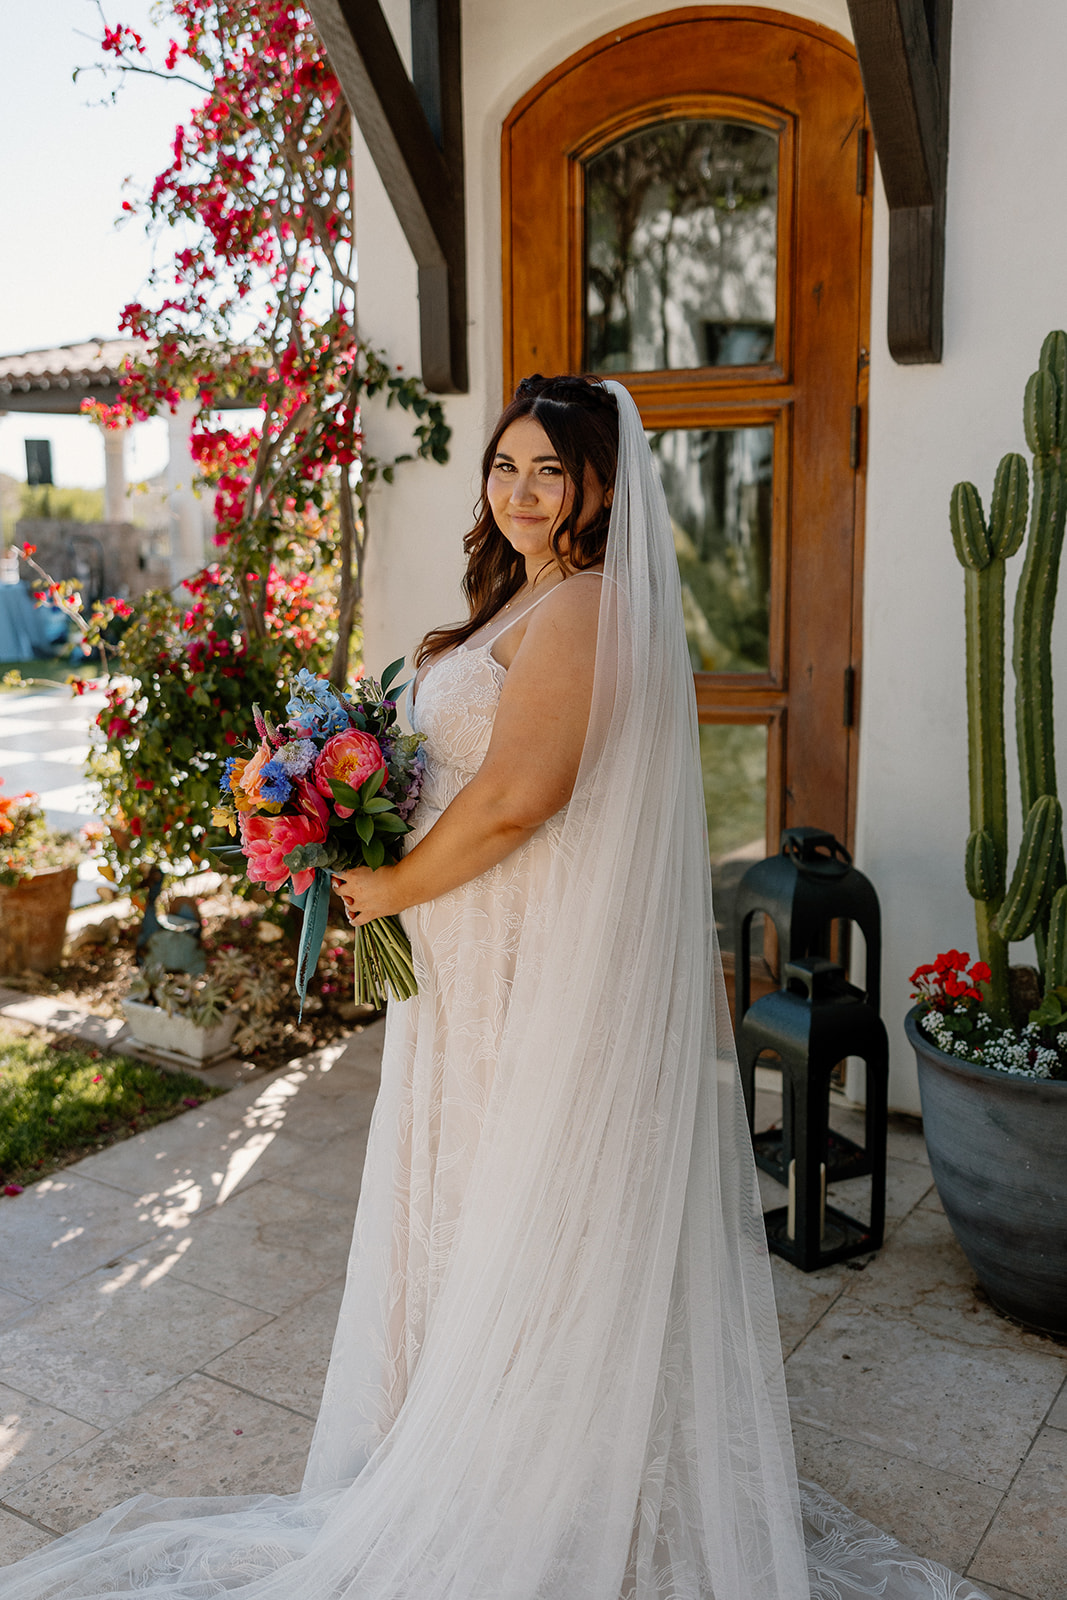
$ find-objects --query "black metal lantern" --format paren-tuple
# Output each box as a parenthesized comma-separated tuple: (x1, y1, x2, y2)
(734, 828, 889, 1271)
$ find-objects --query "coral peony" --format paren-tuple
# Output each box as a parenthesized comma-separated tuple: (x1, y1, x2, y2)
(314, 729, 386, 816)
(239, 810, 327, 895)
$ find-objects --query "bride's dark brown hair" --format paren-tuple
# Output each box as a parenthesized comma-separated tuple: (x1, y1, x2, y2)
(415, 374, 619, 667)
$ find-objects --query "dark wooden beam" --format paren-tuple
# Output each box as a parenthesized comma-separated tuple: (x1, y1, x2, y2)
(306, 0, 467, 393)
(847, 0, 952, 363)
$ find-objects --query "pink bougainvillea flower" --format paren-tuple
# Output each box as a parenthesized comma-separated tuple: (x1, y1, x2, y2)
(239, 810, 327, 895)
(3, 1184, 23, 1197)
(314, 729, 386, 817)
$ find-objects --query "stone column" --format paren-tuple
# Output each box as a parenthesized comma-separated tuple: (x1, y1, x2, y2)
(166, 400, 204, 584)
(103, 427, 127, 523)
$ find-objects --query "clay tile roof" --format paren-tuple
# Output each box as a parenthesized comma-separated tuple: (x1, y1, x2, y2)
(0, 338, 145, 414)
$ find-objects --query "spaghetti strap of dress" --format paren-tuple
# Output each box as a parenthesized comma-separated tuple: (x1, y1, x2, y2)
(412, 572, 603, 714)
(482, 570, 604, 649)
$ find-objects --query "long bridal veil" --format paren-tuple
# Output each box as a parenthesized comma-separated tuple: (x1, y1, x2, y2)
(2, 382, 987, 1600)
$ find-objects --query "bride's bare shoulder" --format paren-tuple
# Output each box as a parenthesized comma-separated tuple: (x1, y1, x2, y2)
(540, 569, 604, 623)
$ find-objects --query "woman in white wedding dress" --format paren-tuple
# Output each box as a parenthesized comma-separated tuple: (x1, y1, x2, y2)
(1, 376, 986, 1600)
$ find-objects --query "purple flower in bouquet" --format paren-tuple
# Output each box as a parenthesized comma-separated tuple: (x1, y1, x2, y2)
(272, 739, 317, 777)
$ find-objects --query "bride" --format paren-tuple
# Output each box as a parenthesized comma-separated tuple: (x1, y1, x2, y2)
(2, 376, 986, 1599)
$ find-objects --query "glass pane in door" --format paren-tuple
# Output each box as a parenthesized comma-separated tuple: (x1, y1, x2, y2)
(649, 424, 773, 673)
(700, 721, 768, 955)
(584, 119, 778, 373)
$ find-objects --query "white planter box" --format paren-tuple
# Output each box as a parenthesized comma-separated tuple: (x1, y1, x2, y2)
(121, 998, 239, 1067)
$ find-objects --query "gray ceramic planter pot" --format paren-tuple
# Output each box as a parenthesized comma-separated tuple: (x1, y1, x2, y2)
(906, 1007, 1067, 1336)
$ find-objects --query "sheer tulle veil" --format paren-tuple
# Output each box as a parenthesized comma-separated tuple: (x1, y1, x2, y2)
(1, 381, 988, 1599)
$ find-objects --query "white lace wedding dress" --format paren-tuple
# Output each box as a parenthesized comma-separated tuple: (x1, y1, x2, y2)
(0, 385, 988, 1600)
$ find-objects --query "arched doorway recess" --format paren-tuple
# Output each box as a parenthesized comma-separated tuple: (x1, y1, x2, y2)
(503, 8, 871, 971)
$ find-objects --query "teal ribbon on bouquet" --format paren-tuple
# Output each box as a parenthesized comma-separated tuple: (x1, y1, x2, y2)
(290, 867, 332, 1020)
(291, 867, 418, 1014)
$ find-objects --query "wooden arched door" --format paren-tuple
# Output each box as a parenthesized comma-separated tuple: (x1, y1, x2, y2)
(503, 8, 871, 971)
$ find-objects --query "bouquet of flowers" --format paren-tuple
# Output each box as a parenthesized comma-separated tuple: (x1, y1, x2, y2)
(213, 663, 424, 1009)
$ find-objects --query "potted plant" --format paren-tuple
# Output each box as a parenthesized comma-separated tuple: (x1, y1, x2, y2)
(122, 962, 240, 1066)
(121, 947, 284, 1066)
(906, 331, 1067, 1337)
(0, 784, 82, 975)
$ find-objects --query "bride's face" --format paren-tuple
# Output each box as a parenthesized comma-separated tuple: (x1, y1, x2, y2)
(487, 415, 607, 562)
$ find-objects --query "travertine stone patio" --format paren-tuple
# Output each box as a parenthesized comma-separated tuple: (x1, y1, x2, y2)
(0, 1022, 1064, 1597)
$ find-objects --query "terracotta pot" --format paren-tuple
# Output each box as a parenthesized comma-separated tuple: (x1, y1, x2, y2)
(0, 867, 78, 975)
(906, 1006, 1067, 1336)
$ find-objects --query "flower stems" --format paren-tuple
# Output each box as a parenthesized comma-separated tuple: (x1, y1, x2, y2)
(354, 915, 417, 1007)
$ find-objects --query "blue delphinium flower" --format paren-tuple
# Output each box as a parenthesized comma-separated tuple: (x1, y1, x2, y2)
(259, 760, 293, 804)
(287, 671, 352, 736)
(219, 756, 239, 795)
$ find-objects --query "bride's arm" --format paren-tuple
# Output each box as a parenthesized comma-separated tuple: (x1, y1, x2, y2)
(332, 578, 600, 924)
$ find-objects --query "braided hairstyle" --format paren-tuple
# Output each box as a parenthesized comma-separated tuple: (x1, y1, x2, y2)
(415, 374, 619, 667)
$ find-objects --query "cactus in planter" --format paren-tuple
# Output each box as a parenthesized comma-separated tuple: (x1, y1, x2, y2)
(999, 332, 1067, 975)
(951, 458, 1028, 1023)
(952, 331, 1067, 1016)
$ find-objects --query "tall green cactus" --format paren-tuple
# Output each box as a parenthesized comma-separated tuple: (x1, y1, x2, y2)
(955, 332, 1067, 1014)
(999, 332, 1067, 981)
(952, 457, 1027, 1024)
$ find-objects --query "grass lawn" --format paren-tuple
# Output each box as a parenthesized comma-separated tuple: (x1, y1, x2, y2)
(0, 1024, 224, 1192)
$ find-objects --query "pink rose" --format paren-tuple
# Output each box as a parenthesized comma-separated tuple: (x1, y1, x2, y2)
(314, 729, 387, 817)
(239, 810, 327, 895)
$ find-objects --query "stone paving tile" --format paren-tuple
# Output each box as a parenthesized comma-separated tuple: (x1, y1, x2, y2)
(0, 1290, 32, 1330)
(0, 994, 117, 1039)
(203, 1277, 346, 1419)
(793, 1420, 1001, 1575)
(4, 1375, 313, 1535)
(970, 1585, 1028, 1600)
(0, 1172, 191, 1301)
(0, 1383, 100, 1497)
(970, 1427, 1067, 1600)
(842, 1205, 1057, 1354)
(125, 1179, 355, 1316)
(829, 1102, 931, 1168)
(1045, 1382, 1067, 1430)
(770, 1256, 849, 1358)
(237, 1065, 377, 1145)
(74, 1101, 320, 1212)
(785, 1300, 1067, 1490)
(825, 1153, 937, 1230)
(0, 1266, 272, 1427)
(278, 1030, 384, 1098)
(0, 1508, 53, 1564)
(282, 1124, 372, 1207)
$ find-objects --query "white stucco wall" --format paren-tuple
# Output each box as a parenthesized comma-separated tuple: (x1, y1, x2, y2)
(856, 4, 1067, 1109)
(353, 0, 1067, 1112)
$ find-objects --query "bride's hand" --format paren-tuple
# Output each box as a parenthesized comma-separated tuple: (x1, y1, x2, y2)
(332, 865, 401, 926)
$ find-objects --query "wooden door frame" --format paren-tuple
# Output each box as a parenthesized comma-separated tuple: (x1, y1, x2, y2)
(502, 4, 872, 865)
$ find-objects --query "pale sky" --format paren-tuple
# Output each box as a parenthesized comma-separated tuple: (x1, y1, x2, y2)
(0, 0, 203, 489)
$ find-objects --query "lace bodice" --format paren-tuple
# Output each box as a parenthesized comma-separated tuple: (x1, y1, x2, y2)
(411, 642, 505, 815)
